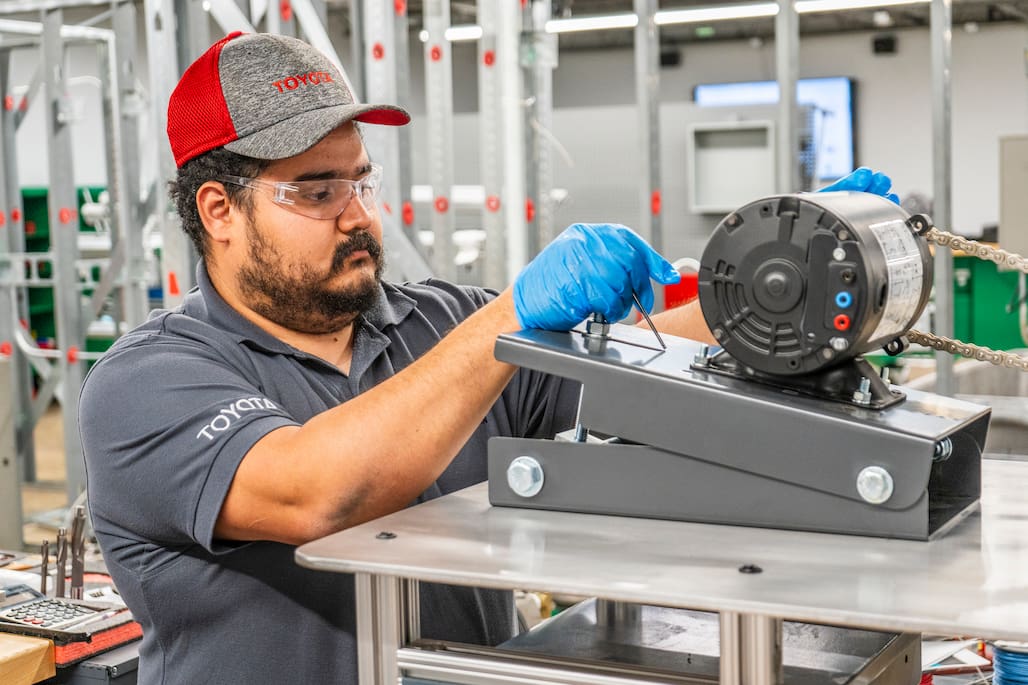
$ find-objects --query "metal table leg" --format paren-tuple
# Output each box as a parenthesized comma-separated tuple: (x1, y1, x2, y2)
(594, 599, 642, 628)
(720, 611, 784, 685)
(741, 614, 783, 685)
(356, 573, 420, 685)
(720, 611, 742, 685)
(374, 575, 402, 685)
(355, 572, 381, 685)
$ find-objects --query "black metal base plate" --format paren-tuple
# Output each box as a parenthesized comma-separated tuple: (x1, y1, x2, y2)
(696, 353, 906, 410)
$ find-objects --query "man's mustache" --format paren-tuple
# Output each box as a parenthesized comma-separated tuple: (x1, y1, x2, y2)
(331, 231, 382, 271)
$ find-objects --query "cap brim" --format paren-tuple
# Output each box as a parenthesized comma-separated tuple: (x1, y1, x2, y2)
(224, 103, 410, 161)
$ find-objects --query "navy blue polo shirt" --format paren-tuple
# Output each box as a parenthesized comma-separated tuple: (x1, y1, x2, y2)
(79, 264, 579, 685)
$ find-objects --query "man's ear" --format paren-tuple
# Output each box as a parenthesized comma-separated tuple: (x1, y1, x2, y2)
(196, 181, 238, 244)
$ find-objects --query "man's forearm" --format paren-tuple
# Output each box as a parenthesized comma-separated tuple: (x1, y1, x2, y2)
(218, 291, 522, 544)
(312, 291, 523, 525)
(644, 299, 717, 344)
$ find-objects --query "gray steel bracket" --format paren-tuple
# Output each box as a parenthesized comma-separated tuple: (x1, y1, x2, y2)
(489, 324, 989, 540)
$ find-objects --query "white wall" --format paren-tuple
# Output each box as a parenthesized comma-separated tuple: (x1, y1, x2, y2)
(408, 22, 1027, 257)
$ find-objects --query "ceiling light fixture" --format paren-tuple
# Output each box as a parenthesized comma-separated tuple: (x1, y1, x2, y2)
(795, 0, 929, 13)
(872, 9, 894, 25)
(418, 24, 485, 42)
(545, 13, 639, 33)
(656, 3, 779, 25)
(444, 24, 484, 41)
(420, 0, 934, 43)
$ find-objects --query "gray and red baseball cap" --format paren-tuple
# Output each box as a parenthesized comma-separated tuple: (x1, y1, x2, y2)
(167, 32, 410, 168)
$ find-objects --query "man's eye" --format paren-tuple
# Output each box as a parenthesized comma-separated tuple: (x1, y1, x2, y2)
(298, 184, 336, 203)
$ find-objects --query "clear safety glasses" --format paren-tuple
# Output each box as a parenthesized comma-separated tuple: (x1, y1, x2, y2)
(220, 163, 383, 220)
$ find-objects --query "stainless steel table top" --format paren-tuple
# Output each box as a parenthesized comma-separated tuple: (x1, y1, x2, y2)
(296, 457, 1028, 640)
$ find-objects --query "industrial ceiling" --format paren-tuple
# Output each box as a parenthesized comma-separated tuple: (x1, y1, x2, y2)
(392, 0, 1028, 49)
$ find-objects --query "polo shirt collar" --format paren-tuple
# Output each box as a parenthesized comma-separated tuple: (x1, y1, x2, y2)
(191, 261, 418, 358)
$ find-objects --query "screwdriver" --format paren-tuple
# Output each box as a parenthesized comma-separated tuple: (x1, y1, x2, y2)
(632, 292, 666, 350)
(39, 540, 49, 596)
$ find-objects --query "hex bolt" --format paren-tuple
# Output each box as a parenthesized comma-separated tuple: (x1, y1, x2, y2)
(584, 313, 610, 338)
(830, 337, 849, 352)
(933, 438, 953, 462)
(507, 456, 545, 498)
(832, 247, 847, 261)
(693, 344, 710, 366)
(764, 272, 787, 296)
(852, 376, 872, 405)
(856, 466, 894, 504)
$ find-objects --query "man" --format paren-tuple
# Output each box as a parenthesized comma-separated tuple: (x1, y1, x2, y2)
(79, 32, 896, 684)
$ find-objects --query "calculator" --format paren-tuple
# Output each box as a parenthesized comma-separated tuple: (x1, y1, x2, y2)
(0, 584, 108, 630)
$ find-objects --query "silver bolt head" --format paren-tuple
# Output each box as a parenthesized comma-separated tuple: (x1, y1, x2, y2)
(585, 318, 610, 337)
(507, 456, 545, 498)
(693, 344, 710, 366)
(830, 337, 849, 351)
(856, 466, 894, 504)
(832, 247, 847, 261)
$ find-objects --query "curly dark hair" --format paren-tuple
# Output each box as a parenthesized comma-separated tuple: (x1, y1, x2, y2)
(167, 148, 272, 260)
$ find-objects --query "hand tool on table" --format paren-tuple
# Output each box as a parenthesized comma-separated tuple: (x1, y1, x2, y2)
(55, 527, 67, 598)
(39, 540, 49, 596)
(70, 506, 86, 600)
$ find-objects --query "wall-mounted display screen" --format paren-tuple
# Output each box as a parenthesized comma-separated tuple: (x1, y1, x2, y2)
(693, 77, 856, 183)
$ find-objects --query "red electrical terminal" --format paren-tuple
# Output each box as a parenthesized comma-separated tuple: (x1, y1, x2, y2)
(833, 314, 851, 331)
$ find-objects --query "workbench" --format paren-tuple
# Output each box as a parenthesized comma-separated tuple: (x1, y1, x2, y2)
(296, 456, 1028, 685)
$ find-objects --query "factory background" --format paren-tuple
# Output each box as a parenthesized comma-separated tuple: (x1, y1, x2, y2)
(1, 0, 1027, 681)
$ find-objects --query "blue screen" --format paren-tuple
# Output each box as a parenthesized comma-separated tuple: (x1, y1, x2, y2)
(693, 77, 855, 182)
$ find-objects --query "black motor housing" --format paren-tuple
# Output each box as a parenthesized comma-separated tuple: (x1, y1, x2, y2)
(698, 192, 933, 376)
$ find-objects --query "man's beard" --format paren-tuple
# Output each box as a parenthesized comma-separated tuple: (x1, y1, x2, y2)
(237, 220, 385, 335)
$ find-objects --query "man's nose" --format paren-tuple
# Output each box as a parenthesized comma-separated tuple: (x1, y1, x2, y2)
(336, 193, 373, 231)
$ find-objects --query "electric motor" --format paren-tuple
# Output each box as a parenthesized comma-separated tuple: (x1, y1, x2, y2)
(698, 192, 933, 376)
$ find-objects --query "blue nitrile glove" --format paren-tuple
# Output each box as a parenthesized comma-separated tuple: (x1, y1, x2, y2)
(513, 223, 681, 331)
(818, 166, 900, 204)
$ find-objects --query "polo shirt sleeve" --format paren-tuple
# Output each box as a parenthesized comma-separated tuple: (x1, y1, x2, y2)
(79, 331, 299, 555)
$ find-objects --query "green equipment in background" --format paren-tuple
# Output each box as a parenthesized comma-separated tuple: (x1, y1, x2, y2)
(953, 254, 1026, 351)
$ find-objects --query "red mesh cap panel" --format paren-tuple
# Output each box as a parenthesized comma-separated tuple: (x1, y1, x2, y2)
(167, 31, 244, 167)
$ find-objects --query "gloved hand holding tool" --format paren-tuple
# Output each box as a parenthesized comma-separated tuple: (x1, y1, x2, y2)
(512, 223, 681, 331)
